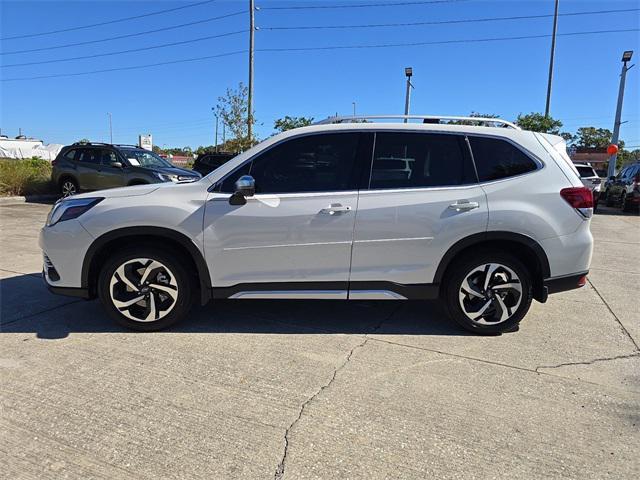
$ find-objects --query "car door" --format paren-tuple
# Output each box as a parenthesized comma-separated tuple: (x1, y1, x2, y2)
(203, 132, 371, 297)
(97, 149, 127, 189)
(75, 148, 102, 190)
(349, 131, 487, 295)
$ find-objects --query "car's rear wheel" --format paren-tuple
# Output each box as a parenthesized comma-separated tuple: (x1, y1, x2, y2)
(98, 247, 194, 331)
(443, 251, 533, 335)
(60, 178, 78, 197)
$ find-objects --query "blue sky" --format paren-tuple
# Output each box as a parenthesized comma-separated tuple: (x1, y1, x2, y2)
(1, 0, 639, 149)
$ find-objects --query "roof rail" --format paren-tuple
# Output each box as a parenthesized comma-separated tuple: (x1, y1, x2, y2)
(314, 114, 521, 130)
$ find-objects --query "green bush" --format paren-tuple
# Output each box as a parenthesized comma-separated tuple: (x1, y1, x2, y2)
(0, 157, 54, 196)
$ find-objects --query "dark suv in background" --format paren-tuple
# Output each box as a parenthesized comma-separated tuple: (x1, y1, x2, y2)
(601, 162, 640, 212)
(52, 142, 201, 197)
(192, 151, 236, 176)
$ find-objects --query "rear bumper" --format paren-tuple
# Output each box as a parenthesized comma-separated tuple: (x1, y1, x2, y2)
(543, 271, 589, 295)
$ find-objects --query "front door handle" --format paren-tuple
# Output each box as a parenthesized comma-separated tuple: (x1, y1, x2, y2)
(448, 200, 480, 212)
(320, 203, 352, 215)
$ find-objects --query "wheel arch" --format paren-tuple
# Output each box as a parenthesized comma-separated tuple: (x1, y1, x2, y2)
(82, 226, 212, 305)
(434, 231, 551, 302)
(58, 174, 79, 188)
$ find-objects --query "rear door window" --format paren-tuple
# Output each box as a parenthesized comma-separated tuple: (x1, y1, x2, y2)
(468, 136, 538, 181)
(77, 149, 101, 164)
(369, 132, 476, 189)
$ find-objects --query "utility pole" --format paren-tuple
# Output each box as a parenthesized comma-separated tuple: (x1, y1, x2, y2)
(608, 50, 634, 178)
(212, 107, 219, 152)
(107, 112, 113, 143)
(544, 0, 559, 117)
(352, 102, 356, 117)
(248, 0, 255, 144)
(404, 67, 413, 123)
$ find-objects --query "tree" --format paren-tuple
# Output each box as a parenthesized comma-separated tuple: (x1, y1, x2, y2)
(274, 116, 314, 132)
(446, 112, 500, 126)
(515, 112, 563, 134)
(573, 127, 615, 148)
(215, 82, 256, 153)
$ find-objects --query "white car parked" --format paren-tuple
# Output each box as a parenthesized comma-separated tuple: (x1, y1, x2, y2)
(574, 163, 602, 204)
(40, 115, 594, 334)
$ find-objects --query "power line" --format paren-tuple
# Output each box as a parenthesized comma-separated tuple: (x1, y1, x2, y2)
(258, 28, 640, 52)
(260, 0, 467, 10)
(1, 11, 245, 55)
(2, 30, 248, 68)
(1, 0, 217, 41)
(3, 28, 637, 82)
(261, 8, 640, 31)
(1, 50, 247, 81)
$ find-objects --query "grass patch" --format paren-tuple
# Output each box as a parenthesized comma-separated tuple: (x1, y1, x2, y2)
(0, 157, 54, 196)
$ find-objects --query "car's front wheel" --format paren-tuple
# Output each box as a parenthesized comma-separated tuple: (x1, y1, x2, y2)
(443, 251, 533, 334)
(98, 247, 194, 331)
(60, 178, 79, 197)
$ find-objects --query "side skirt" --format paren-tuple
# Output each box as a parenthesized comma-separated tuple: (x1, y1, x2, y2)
(211, 281, 439, 300)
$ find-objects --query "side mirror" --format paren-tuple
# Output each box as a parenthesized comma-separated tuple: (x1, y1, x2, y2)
(229, 175, 255, 205)
(111, 161, 123, 169)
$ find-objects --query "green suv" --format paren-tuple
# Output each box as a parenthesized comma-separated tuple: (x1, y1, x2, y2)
(52, 142, 201, 197)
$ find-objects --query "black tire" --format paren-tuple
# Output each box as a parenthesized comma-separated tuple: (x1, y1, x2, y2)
(442, 250, 533, 335)
(97, 246, 194, 331)
(621, 193, 632, 213)
(59, 177, 79, 197)
(605, 190, 614, 207)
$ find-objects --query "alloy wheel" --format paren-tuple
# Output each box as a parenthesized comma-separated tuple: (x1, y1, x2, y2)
(61, 181, 77, 197)
(109, 258, 179, 322)
(458, 263, 523, 325)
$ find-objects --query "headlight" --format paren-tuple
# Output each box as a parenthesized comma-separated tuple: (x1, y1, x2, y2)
(155, 172, 198, 183)
(46, 197, 103, 227)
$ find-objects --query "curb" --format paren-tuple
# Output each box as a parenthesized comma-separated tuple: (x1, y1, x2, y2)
(0, 194, 59, 205)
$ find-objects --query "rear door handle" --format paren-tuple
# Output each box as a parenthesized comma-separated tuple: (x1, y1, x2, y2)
(448, 201, 480, 212)
(320, 203, 352, 215)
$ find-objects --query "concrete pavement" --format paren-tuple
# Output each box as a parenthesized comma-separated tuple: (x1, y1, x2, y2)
(1, 201, 638, 479)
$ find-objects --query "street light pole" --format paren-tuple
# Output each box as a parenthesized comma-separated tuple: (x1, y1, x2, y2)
(248, 0, 255, 144)
(544, 0, 559, 117)
(107, 112, 113, 143)
(404, 67, 413, 123)
(212, 107, 219, 152)
(608, 50, 634, 178)
(352, 102, 356, 117)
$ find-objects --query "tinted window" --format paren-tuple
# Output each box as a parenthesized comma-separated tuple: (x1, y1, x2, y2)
(576, 166, 596, 178)
(63, 149, 76, 160)
(77, 149, 101, 164)
(469, 136, 538, 181)
(369, 132, 476, 189)
(248, 133, 361, 194)
(219, 162, 252, 193)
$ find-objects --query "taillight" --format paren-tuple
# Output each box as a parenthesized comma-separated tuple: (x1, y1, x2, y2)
(51, 159, 58, 166)
(560, 186, 593, 209)
(633, 175, 640, 189)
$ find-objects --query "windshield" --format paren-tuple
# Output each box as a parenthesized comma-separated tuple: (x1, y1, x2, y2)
(121, 149, 173, 168)
(576, 166, 597, 178)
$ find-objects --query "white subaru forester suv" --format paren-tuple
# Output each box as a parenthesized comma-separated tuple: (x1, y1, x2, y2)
(40, 116, 594, 334)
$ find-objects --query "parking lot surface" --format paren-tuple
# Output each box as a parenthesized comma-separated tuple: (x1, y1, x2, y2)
(1, 201, 638, 479)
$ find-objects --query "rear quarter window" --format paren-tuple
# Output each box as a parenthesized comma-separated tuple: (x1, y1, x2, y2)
(468, 136, 538, 182)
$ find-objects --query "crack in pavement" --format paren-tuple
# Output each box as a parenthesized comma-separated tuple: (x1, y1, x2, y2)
(535, 352, 640, 372)
(587, 278, 639, 351)
(273, 306, 401, 480)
